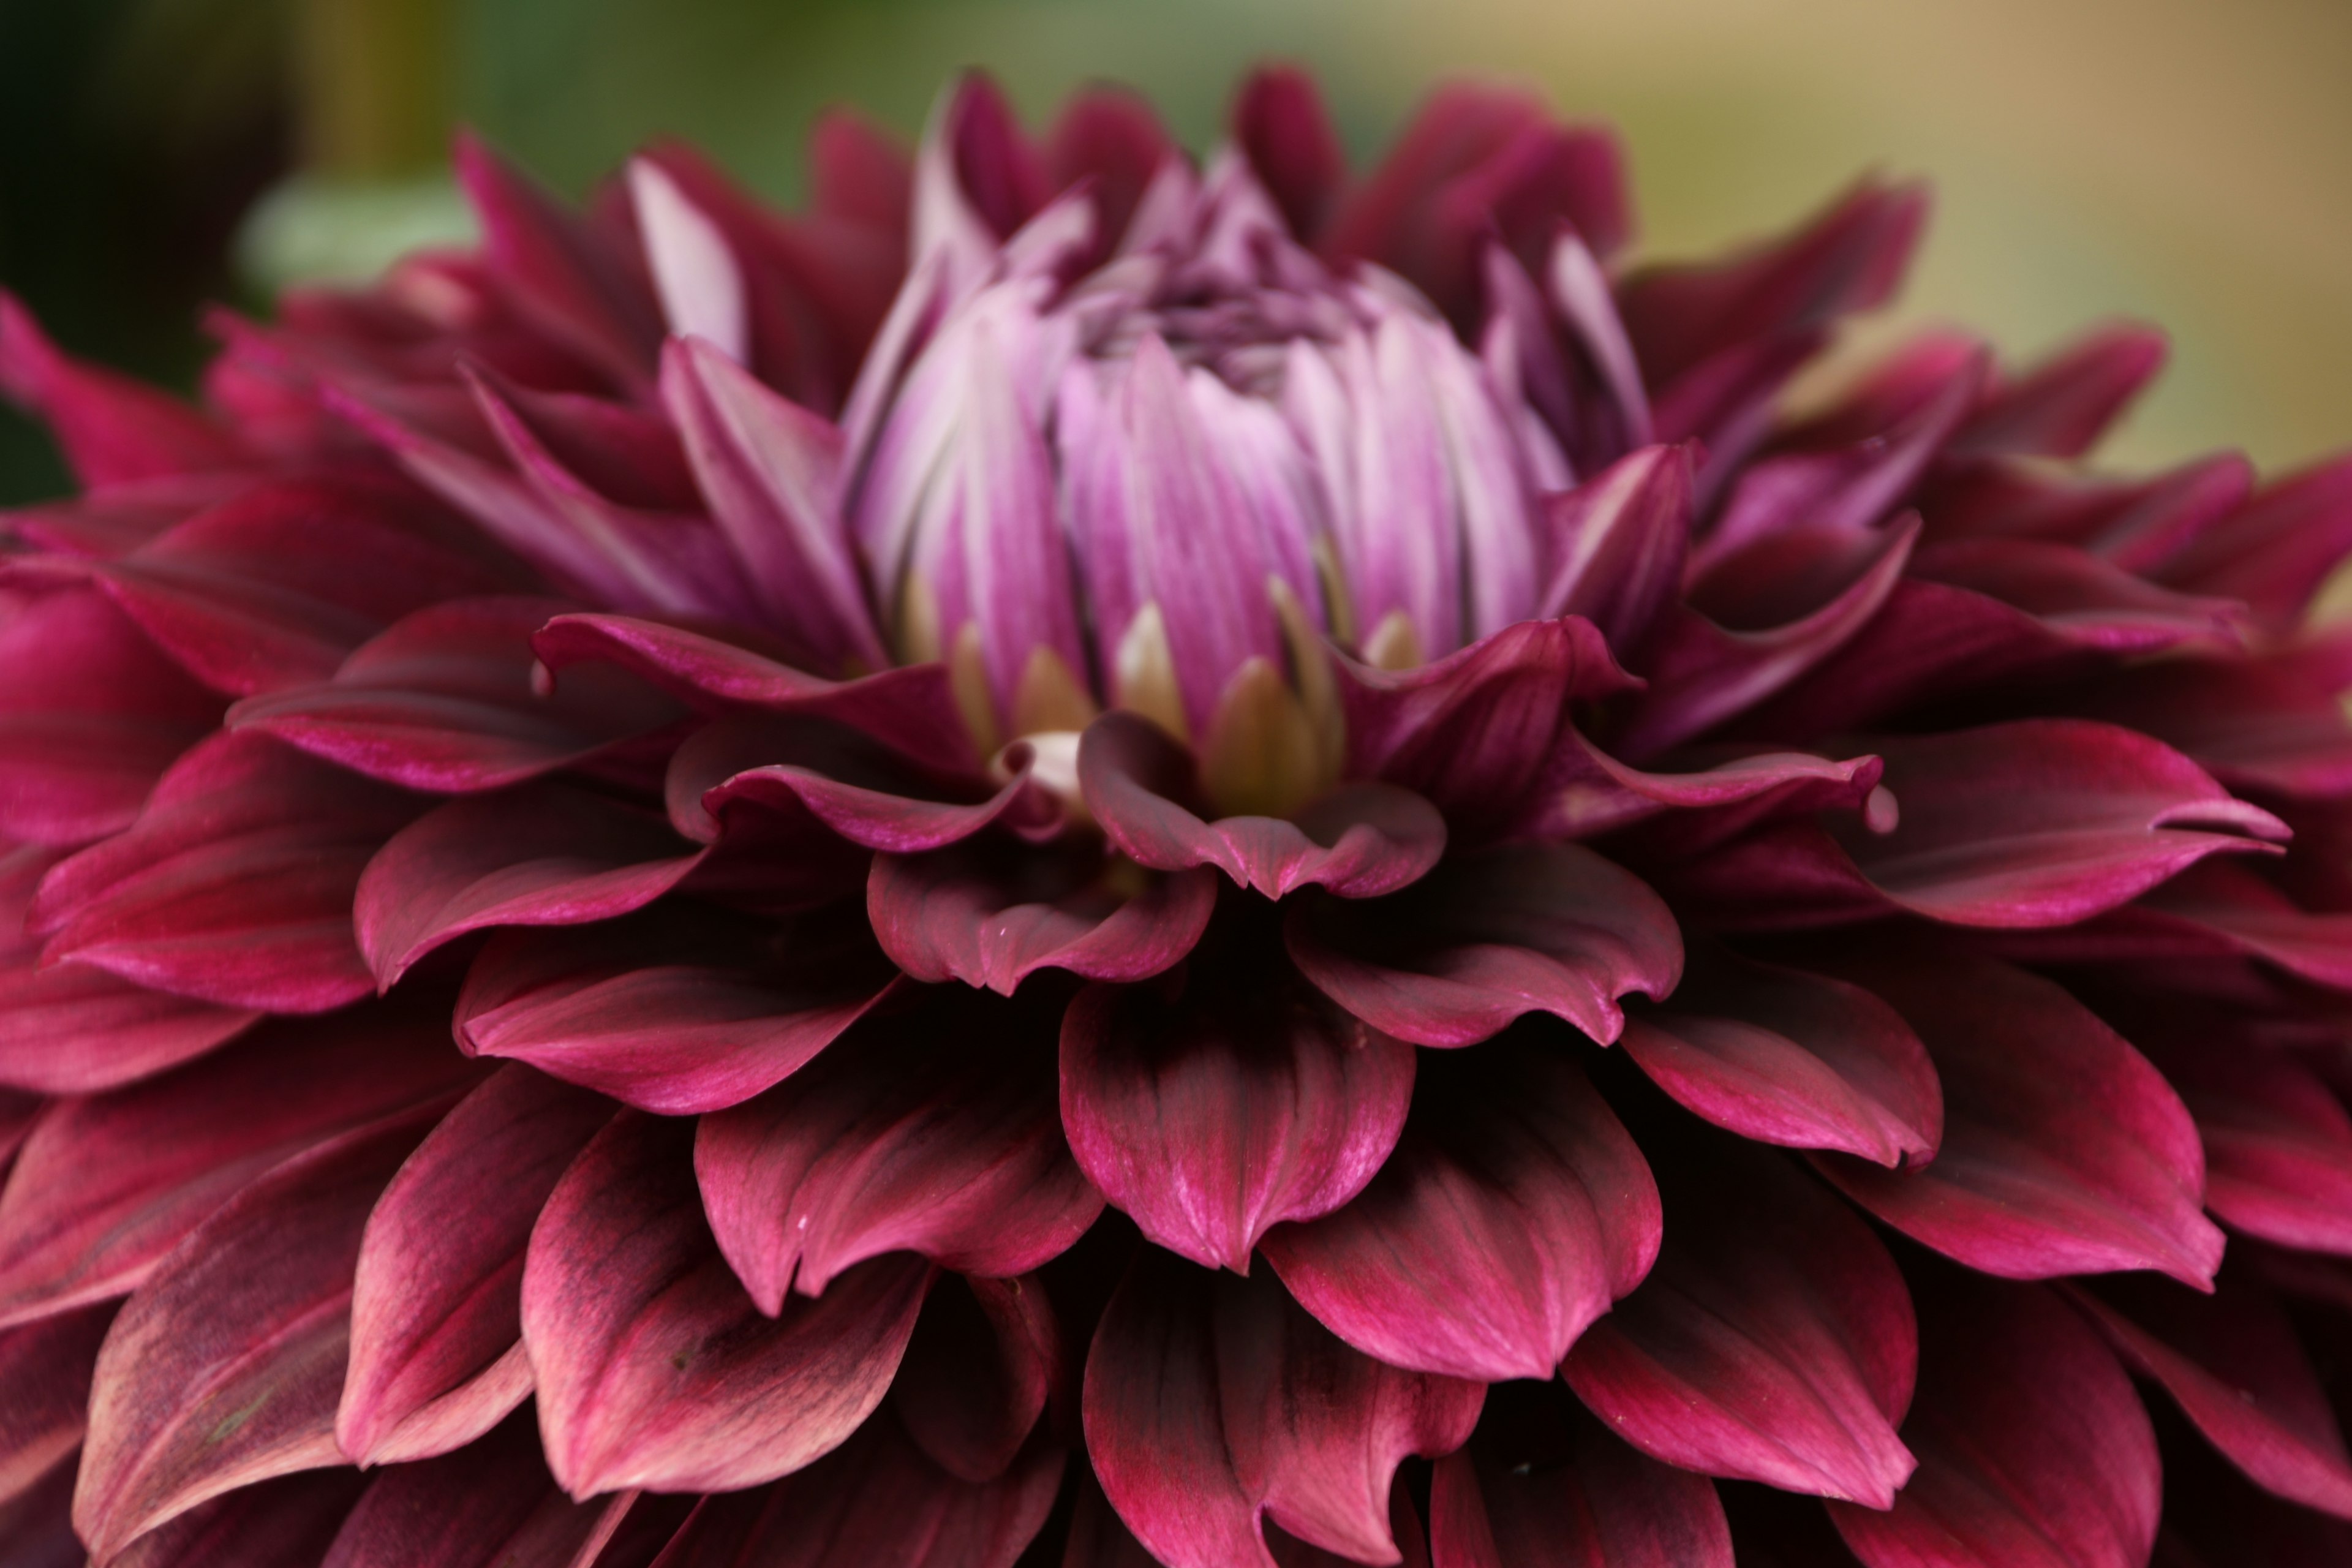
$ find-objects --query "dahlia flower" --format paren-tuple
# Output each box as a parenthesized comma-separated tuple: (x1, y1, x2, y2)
(4, 62, 2352, 1568)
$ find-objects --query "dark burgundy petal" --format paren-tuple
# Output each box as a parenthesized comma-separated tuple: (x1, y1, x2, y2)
(1061, 953, 1415, 1272)
(1083, 712, 1446, 900)
(0, 1008, 479, 1327)
(1904, 538, 2243, 655)
(2149, 1036, 2352, 1258)
(340, 1066, 614, 1467)
(638, 1408, 1061, 1568)
(1807, 942, 2224, 1287)
(1562, 1141, 1917, 1506)
(229, 597, 683, 794)
(2157, 456, 2352, 628)
(1915, 447, 2253, 567)
(31, 732, 420, 1012)
(355, 783, 705, 987)
(1429, 1389, 1733, 1568)
(1828, 1280, 2159, 1568)
(0, 1300, 111, 1506)
(1284, 843, 1681, 1048)
(1825, 720, 2287, 929)
(524, 1110, 932, 1497)
(674, 710, 1046, 853)
(1616, 180, 1926, 390)
(0, 292, 247, 486)
(1262, 1041, 1658, 1381)
(456, 906, 899, 1115)
(697, 987, 1099, 1310)
(1618, 945, 1940, 1167)
(1615, 516, 1915, 759)
(75, 1103, 447, 1561)
(108, 1471, 368, 1568)
(1084, 1254, 1480, 1568)
(0, 588, 221, 848)
(1233, 67, 1348, 241)
(1536, 445, 1695, 656)
(2051, 861, 2352, 994)
(1326, 85, 1627, 324)
(1337, 618, 1634, 831)
(1951, 324, 2168, 459)
(2052, 654, 2352, 803)
(91, 477, 530, 698)
(1524, 732, 1883, 842)
(320, 1413, 620, 1568)
(870, 840, 1216, 994)
(891, 1273, 1059, 1484)
(2074, 1273, 2352, 1519)
(532, 611, 973, 774)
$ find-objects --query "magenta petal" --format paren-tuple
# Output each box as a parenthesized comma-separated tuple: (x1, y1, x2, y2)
(0, 845, 255, 1093)
(532, 611, 974, 772)
(675, 710, 1045, 853)
(1262, 1042, 1659, 1381)
(1337, 618, 1634, 831)
(454, 907, 899, 1115)
(1286, 843, 1680, 1049)
(1619, 944, 1940, 1166)
(658, 336, 889, 673)
(0, 588, 221, 848)
(228, 597, 683, 794)
(355, 783, 705, 987)
(1831, 719, 2287, 928)
(696, 988, 1100, 1309)
(1828, 1280, 2158, 1568)
(30, 731, 418, 1012)
(1561, 1142, 1917, 1507)
(1429, 1395, 1733, 1568)
(522, 1110, 932, 1496)
(2152, 1036, 2352, 1259)
(0, 292, 246, 486)
(870, 841, 1216, 994)
(1084, 1254, 1481, 1568)
(639, 1406, 1061, 1568)
(1807, 942, 2224, 1287)
(1537, 445, 1695, 655)
(339, 1066, 613, 1466)
(0, 1008, 478, 1327)
(323, 1415, 625, 1568)
(74, 1102, 445, 1561)
(1081, 712, 1446, 900)
(453, 134, 660, 393)
(891, 1273, 1059, 1484)
(1061, 954, 1415, 1272)
(1904, 537, 2244, 655)
(92, 477, 529, 698)
(0, 1300, 112, 1506)
(2074, 1273, 2352, 1519)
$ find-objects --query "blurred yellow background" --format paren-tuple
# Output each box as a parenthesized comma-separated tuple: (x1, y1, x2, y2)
(2, 0, 2346, 494)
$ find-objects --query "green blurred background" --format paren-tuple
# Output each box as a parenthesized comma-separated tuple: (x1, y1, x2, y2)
(3, 0, 2347, 504)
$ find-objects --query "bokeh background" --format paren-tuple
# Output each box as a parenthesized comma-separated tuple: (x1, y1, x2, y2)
(3, 0, 2348, 504)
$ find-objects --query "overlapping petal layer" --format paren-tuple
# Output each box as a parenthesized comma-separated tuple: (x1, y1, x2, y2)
(0, 59, 2348, 1568)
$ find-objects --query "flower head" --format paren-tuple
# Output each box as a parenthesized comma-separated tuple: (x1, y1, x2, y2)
(4, 65, 2352, 1568)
